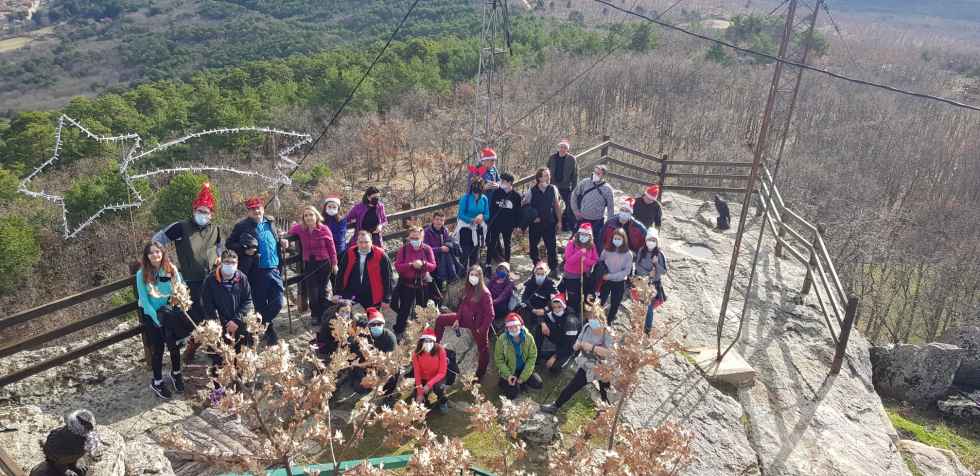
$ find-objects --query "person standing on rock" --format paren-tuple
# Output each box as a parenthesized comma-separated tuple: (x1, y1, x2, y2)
(487, 173, 521, 265)
(346, 186, 388, 249)
(393, 226, 437, 338)
(561, 222, 599, 316)
(597, 228, 633, 325)
(335, 230, 393, 311)
(600, 197, 648, 253)
(548, 139, 578, 234)
(633, 184, 663, 229)
(152, 182, 221, 364)
(288, 206, 338, 327)
(434, 265, 494, 381)
(455, 176, 490, 269)
(495, 313, 543, 400)
(634, 228, 668, 335)
(321, 195, 349, 264)
(541, 303, 613, 414)
(522, 167, 563, 276)
(410, 327, 450, 413)
(136, 242, 186, 399)
(537, 292, 580, 373)
(227, 197, 288, 346)
(521, 262, 557, 326)
(425, 211, 464, 292)
(571, 163, 615, 244)
(714, 194, 731, 230)
(201, 250, 255, 363)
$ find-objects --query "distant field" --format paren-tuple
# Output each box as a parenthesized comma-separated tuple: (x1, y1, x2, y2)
(0, 35, 31, 52)
(836, 0, 980, 23)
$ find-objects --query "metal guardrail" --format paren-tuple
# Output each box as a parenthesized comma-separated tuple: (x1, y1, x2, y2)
(221, 455, 495, 475)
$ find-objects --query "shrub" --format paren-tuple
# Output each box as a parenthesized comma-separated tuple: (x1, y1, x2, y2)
(63, 161, 150, 232)
(0, 216, 41, 294)
(152, 172, 218, 227)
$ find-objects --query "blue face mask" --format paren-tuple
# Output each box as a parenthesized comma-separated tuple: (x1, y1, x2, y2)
(369, 326, 383, 337)
(612, 238, 624, 247)
(220, 264, 237, 278)
(589, 319, 601, 329)
(410, 239, 422, 248)
(496, 270, 508, 279)
(534, 275, 546, 284)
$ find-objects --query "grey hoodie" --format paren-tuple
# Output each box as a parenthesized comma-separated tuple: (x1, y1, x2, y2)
(571, 177, 615, 221)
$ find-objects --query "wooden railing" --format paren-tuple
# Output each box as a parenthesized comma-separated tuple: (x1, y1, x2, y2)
(0, 136, 856, 390)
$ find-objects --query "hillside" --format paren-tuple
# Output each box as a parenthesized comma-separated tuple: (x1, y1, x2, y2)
(835, 0, 980, 23)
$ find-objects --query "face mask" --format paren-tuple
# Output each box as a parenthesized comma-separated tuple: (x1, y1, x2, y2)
(612, 238, 624, 247)
(324, 206, 339, 216)
(370, 197, 380, 205)
(422, 342, 435, 353)
(508, 328, 521, 337)
(220, 264, 237, 278)
(358, 247, 371, 255)
(194, 213, 210, 226)
(619, 212, 631, 222)
(369, 326, 383, 337)
(552, 307, 565, 316)
(592, 173, 601, 182)
(501, 184, 512, 192)
(496, 270, 508, 279)
(589, 319, 601, 329)
(410, 239, 422, 248)
(578, 234, 590, 244)
(468, 275, 480, 286)
(534, 275, 546, 285)
(647, 240, 657, 250)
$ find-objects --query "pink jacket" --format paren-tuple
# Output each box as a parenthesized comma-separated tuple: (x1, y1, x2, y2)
(456, 287, 494, 331)
(394, 243, 437, 285)
(289, 223, 337, 265)
(563, 241, 598, 278)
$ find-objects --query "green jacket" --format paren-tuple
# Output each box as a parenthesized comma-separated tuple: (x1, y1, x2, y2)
(494, 328, 538, 383)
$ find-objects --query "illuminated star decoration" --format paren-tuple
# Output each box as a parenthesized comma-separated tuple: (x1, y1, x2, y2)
(18, 115, 313, 239)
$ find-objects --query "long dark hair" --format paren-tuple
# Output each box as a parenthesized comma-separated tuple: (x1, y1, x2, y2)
(362, 186, 381, 205)
(415, 340, 440, 355)
(141, 242, 176, 285)
(463, 264, 487, 303)
(534, 167, 549, 186)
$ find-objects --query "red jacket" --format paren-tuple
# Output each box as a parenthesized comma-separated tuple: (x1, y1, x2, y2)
(394, 243, 437, 285)
(601, 218, 648, 253)
(412, 345, 448, 389)
(338, 246, 392, 305)
(289, 223, 337, 265)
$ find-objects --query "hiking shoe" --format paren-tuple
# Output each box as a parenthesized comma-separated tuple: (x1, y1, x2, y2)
(171, 372, 185, 393)
(540, 403, 558, 414)
(151, 380, 172, 400)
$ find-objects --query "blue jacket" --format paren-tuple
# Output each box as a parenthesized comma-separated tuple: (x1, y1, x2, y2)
(457, 193, 490, 225)
(323, 215, 348, 258)
(136, 268, 184, 327)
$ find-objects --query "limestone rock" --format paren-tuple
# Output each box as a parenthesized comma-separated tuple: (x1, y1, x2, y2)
(942, 326, 980, 389)
(897, 439, 972, 476)
(439, 325, 479, 378)
(870, 343, 966, 406)
(518, 411, 559, 445)
(937, 391, 980, 422)
(86, 426, 126, 476)
(124, 437, 175, 475)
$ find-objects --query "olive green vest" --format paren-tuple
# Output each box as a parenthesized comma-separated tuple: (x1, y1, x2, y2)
(176, 219, 220, 282)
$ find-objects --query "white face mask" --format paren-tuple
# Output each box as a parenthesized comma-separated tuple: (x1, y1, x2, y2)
(507, 328, 521, 337)
(220, 264, 237, 278)
(534, 274, 546, 284)
(410, 239, 422, 248)
(647, 240, 658, 250)
(619, 212, 631, 222)
(501, 184, 512, 192)
(324, 206, 339, 216)
(194, 212, 210, 226)
(612, 238, 624, 247)
(552, 307, 565, 316)
(578, 234, 590, 244)
(422, 341, 435, 353)
(468, 275, 480, 286)
(592, 173, 601, 182)
(358, 247, 371, 255)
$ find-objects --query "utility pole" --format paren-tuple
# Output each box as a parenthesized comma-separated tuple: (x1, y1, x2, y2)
(471, 0, 512, 169)
(716, 0, 824, 360)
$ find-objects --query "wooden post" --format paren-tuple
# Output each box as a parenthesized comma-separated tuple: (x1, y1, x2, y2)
(800, 246, 816, 295)
(294, 239, 308, 314)
(657, 153, 668, 200)
(774, 221, 787, 258)
(831, 295, 859, 374)
(600, 134, 610, 159)
(129, 261, 153, 370)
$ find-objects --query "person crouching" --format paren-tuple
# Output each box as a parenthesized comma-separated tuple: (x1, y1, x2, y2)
(495, 313, 543, 400)
(409, 328, 450, 413)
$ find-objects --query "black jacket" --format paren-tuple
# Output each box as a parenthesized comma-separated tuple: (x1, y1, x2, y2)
(226, 216, 283, 265)
(201, 270, 254, 327)
(489, 188, 522, 231)
(521, 276, 557, 311)
(632, 196, 663, 229)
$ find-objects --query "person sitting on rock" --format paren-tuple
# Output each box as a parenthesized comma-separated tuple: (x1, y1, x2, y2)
(433, 265, 494, 381)
(409, 328, 449, 413)
(541, 301, 613, 414)
(600, 197, 648, 253)
(488, 262, 516, 320)
(314, 300, 352, 360)
(349, 307, 397, 394)
(521, 262, 557, 327)
(634, 228, 668, 335)
(537, 292, 581, 373)
(425, 211, 464, 291)
(495, 313, 543, 400)
(38, 409, 99, 476)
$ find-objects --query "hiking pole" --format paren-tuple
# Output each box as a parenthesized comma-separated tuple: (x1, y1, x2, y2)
(280, 246, 295, 335)
(579, 254, 585, 317)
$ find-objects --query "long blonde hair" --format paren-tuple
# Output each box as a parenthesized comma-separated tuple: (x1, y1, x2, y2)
(300, 205, 323, 230)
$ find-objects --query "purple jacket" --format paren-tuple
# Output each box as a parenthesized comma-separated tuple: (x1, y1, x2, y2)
(456, 287, 494, 331)
(394, 243, 437, 284)
(424, 225, 451, 251)
(345, 202, 388, 246)
(487, 277, 514, 308)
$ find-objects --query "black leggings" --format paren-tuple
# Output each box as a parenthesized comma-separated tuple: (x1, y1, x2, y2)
(555, 367, 609, 408)
(599, 280, 626, 324)
(144, 316, 182, 382)
(499, 373, 543, 400)
(487, 226, 513, 264)
(459, 228, 483, 269)
(395, 283, 424, 335)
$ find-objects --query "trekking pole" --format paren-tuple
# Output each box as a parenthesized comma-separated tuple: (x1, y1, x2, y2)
(279, 241, 294, 335)
(579, 254, 585, 316)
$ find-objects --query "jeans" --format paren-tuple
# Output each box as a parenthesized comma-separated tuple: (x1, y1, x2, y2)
(599, 280, 626, 325)
(434, 313, 490, 378)
(555, 367, 609, 408)
(250, 268, 284, 345)
(303, 259, 331, 324)
(645, 302, 655, 332)
(143, 315, 182, 382)
(529, 222, 558, 272)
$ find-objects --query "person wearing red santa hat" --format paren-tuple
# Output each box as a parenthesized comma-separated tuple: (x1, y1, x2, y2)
(537, 292, 580, 373)
(152, 181, 223, 363)
(600, 197, 648, 253)
(470, 146, 501, 189)
(410, 327, 450, 413)
(349, 307, 398, 394)
(560, 222, 599, 316)
(633, 184, 663, 229)
(494, 313, 542, 400)
(547, 138, 578, 233)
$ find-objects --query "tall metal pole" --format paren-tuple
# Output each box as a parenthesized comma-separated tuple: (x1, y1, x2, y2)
(716, 0, 799, 360)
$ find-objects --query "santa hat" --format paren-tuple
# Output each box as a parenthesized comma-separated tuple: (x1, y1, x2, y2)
(480, 147, 497, 162)
(577, 222, 593, 236)
(420, 327, 437, 341)
(558, 138, 571, 149)
(496, 262, 511, 273)
(366, 307, 385, 324)
(324, 195, 341, 207)
(504, 313, 523, 328)
(619, 197, 635, 214)
(645, 184, 661, 200)
(244, 196, 263, 210)
(191, 182, 216, 211)
(550, 292, 567, 306)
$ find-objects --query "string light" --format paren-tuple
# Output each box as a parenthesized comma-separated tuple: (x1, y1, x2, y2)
(18, 114, 312, 239)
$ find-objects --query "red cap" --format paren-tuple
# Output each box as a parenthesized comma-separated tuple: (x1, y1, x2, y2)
(420, 327, 437, 341)
(245, 196, 263, 210)
(192, 182, 216, 211)
(366, 307, 384, 324)
(480, 147, 497, 161)
(550, 292, 566, 306)
(504, 313, 523, 328)
(645, 184, 661, 199)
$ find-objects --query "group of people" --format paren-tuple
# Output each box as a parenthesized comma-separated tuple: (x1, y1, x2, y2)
(134, 138, 669, 415)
